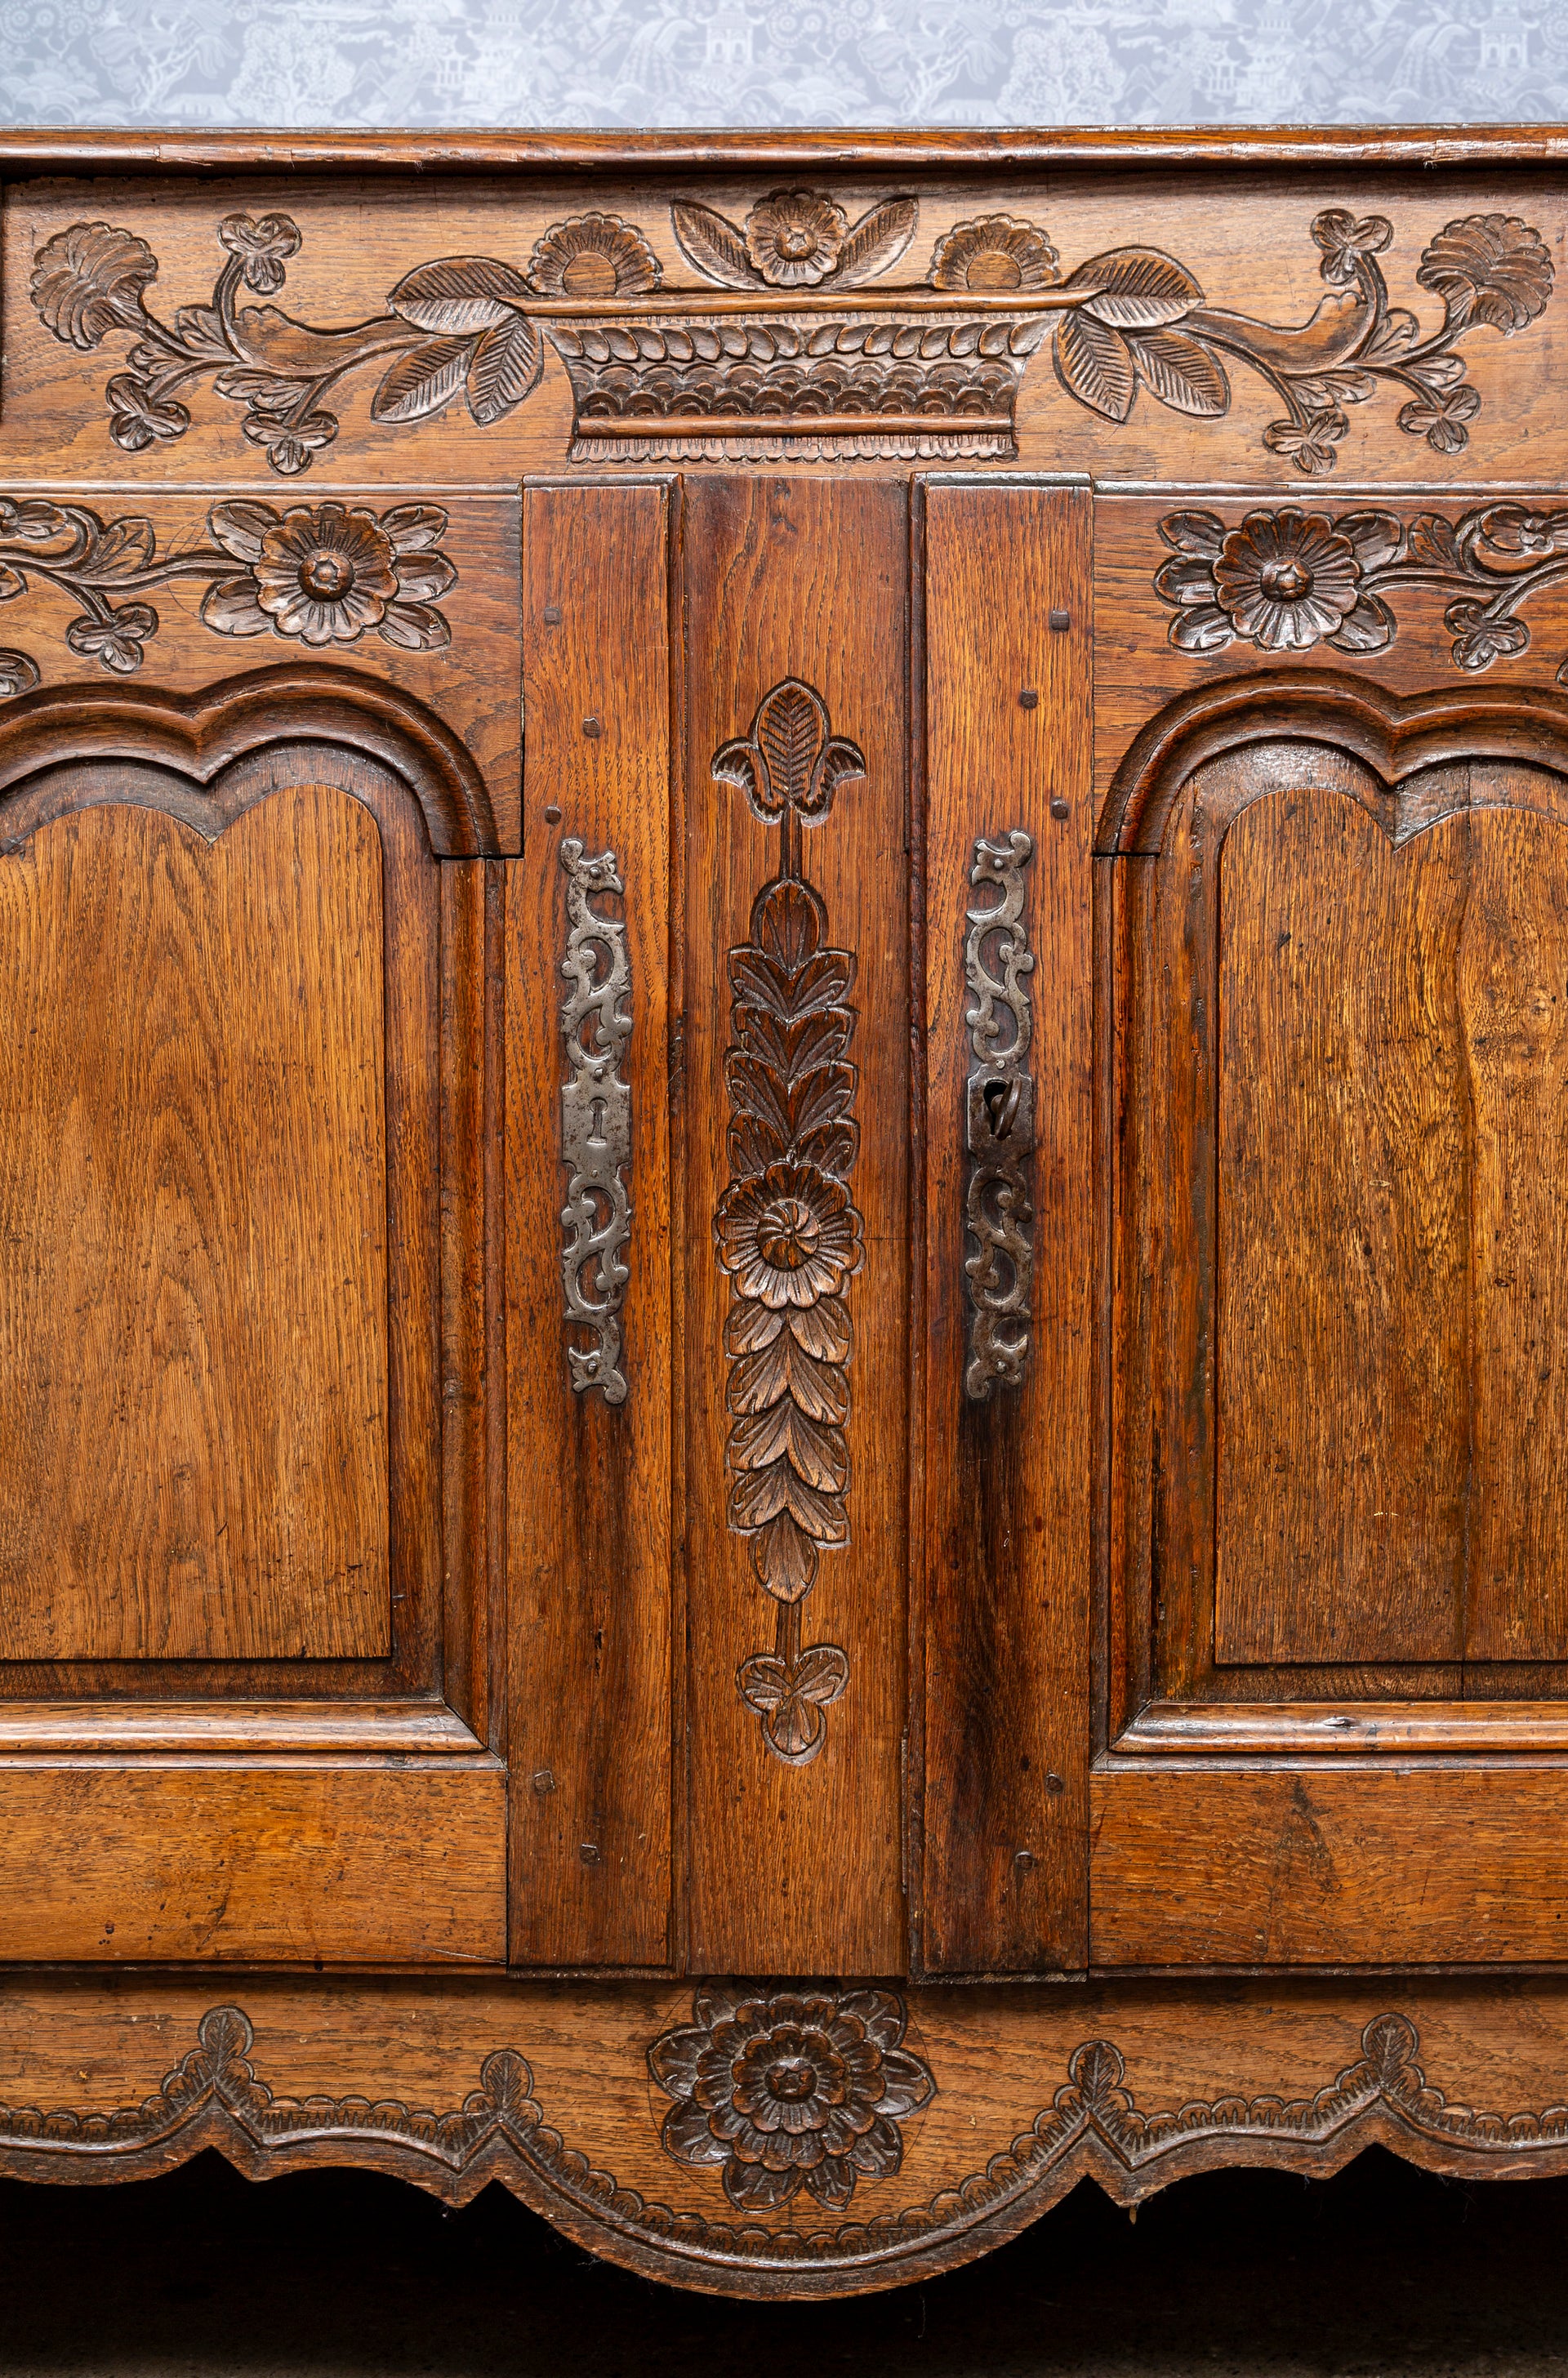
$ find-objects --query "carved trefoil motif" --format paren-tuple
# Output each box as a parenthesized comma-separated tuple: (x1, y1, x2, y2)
(712, 680, 866, 1766)
(964, 831, 1036, 1401)
(559, 838, 633, 1405)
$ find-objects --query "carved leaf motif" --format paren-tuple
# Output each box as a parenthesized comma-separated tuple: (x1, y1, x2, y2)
(728, 1333, 850, 1424)
(376, 599, 452, 652)
(744, 1008, 851, 1083)
(1406, 511, 1465, 570)
(724, 1052, 792, 1143)
(730, 945, 852, 1020)
(728, 1458, 848, 1540)
(751, 1512, 821, 1602)
(1336, 508, 1405, 570)
(1127, 327, 1229, 417)
(1054, 310, 1136, 422)
(791, 1120, 859, 1178)
(786, 1294, 853, 1365)
(389, 255, 531, 332)
(670, 199, 760, 289)
(85, 515, 158, 579)
(371, 336, 473, 424)
(728, 1400, 849, 1493)
(1066, 247, 1204, 327)
(0, 564, 24, 602)
(725, 1298, 787, 1356)
(832, 196, 920, 289)
(466, 313, 541, 425)
(1327, 593, 1396, 654)
(757, 679, 829, 810)
(1068, 2039, 1127, 2109)
(786, 1060, 858, 1139)
(728, 1112, 790, 1178)
(755, 877, 826, 969)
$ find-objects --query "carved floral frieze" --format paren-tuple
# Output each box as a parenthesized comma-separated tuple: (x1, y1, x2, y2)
(26, 196, 1554, 472)
(0, 493, 457, 699)
(1155, 501, 1568, 679)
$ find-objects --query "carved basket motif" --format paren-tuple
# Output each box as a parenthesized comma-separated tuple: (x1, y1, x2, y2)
(547, 312, 1045, 463)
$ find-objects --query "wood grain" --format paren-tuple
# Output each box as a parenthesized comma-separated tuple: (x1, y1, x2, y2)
(1214, 786, 1469, 1665)
(507, 479, 675, 1968)
(683, 476, 907, 1977)
(0, 741, 488, 1731)
(0, 787, 389, 1662)
(1464, 800, 1568, 1662)
(919, 480, 1093, 1975)
(0, 1761, 505, 1962)
(1093, 1763, 1568, 1965)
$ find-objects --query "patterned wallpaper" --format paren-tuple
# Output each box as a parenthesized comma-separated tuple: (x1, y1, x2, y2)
(0, 0, 1556, 128)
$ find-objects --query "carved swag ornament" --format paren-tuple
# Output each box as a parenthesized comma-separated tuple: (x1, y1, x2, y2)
(30, 200, 1552, 473)
(712, 680, 866, 1768)
(4, 2004, 1568, 2288)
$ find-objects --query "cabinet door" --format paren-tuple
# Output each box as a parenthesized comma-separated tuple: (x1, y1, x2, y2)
(509, 473, 1095, 1979)
(1098, 731, 1568, 1965)
(0, 739, 503, 1962)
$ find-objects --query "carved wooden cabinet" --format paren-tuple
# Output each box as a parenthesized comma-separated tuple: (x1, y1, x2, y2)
(5, 125, 1568, 2296)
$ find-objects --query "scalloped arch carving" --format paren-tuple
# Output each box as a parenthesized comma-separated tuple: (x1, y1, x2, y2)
(1099, 671, 1568, 857)
(0, 662, 505, 856)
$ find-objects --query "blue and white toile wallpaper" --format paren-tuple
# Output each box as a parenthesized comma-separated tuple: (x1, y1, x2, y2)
(0, 0, 1554, 127)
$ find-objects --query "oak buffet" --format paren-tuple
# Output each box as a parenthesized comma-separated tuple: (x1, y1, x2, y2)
(1, 125, 1566, 2297)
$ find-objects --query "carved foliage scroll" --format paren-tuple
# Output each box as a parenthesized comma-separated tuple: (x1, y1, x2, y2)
(31, 200, 1552, 475)
(559, 838, 633, 1405)
(1156, 500, 1568, 679)
(964, 831, 1036, 1401)
(0, 493, 457, 700)
(712, 680, 866, 1766)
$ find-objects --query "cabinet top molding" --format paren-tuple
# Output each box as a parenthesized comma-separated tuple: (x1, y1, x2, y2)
(5, 126, 1568, 176)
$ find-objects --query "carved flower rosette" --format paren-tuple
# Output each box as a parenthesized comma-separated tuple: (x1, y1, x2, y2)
(648, 1984, 935, 2214)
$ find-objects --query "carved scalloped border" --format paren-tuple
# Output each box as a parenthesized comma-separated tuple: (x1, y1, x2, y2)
(4, 2006, 1568, 2299)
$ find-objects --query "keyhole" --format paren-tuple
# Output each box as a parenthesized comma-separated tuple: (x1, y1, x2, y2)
(587, 1097, 608, 1147)
(982, 1077, 1019, 1139)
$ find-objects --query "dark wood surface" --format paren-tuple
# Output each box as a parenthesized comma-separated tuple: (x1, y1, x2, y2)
(681, 476, 908, 1978)
(919, 480, 1093, 1976)
(507, 478, 676, 1968)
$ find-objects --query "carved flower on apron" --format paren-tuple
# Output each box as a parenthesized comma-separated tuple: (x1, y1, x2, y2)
(528, 212, 662, 298)
(929, 212, 1060, 292)
(649, 1985, 935, 2214)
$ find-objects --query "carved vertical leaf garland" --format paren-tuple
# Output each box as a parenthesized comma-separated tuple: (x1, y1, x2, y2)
(712, 680, 867, 1766)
